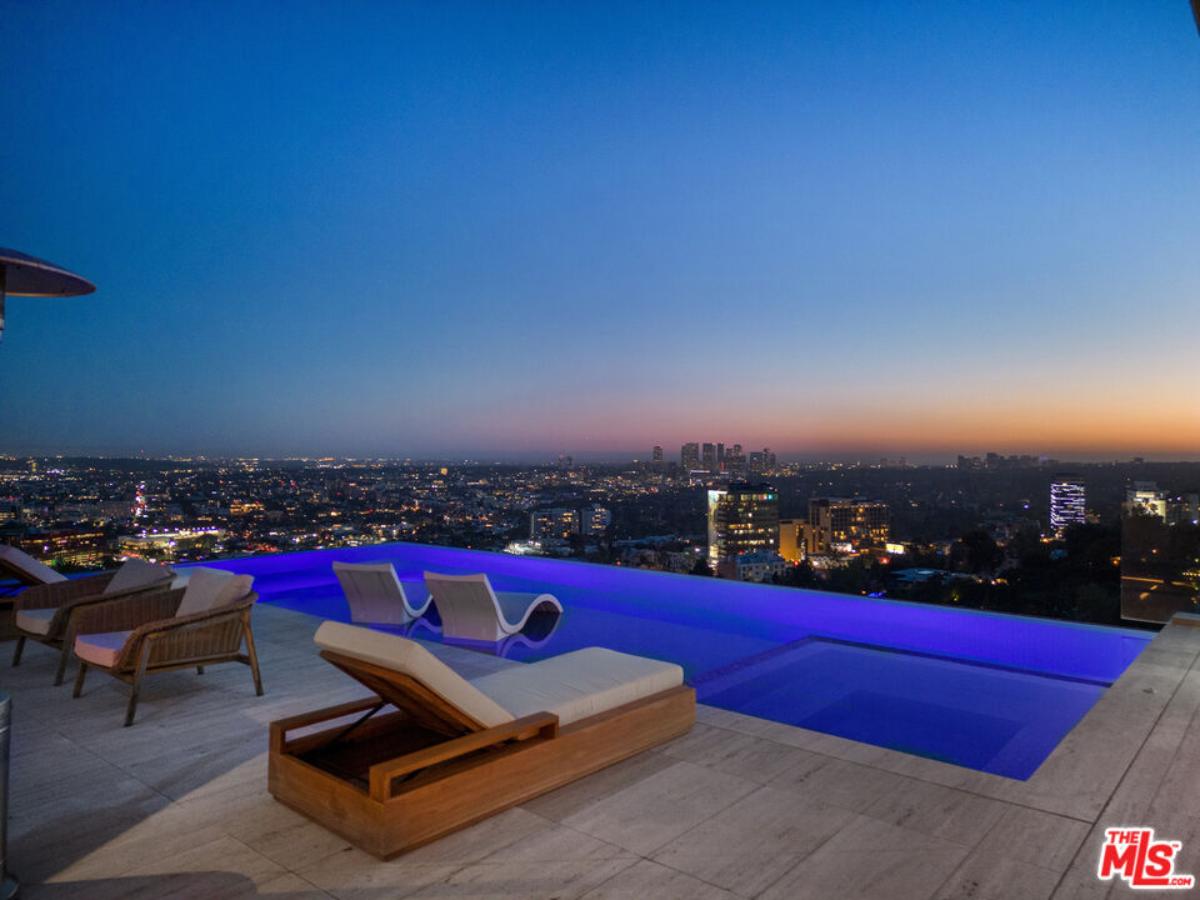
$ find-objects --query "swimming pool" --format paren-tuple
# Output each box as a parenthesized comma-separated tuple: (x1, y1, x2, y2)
(200, 542, 1149, 779)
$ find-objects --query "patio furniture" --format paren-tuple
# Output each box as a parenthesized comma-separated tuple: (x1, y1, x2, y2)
(0, 545, 67, 588)
(269, 621, 694, 858)
(11, 559, 174, 685)
(422, 571, 563, 643)
(70, 567, 262, 726)
(333, 562, 432, 626)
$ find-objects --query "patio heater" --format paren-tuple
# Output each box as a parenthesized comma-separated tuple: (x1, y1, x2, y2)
(0, 247, 96, 341)
(0, 247, 94, 899)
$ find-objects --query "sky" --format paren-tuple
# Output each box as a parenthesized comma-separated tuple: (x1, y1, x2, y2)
(1, 1, 1198, 462)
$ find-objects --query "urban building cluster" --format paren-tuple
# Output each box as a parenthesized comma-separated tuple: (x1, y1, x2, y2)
(1, 453, 1197, 625)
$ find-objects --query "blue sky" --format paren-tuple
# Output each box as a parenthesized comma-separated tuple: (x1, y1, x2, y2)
(1, 1, 1197, 460)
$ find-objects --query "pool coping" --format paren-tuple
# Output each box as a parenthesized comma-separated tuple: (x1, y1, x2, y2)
(690, 611, 1200, 826)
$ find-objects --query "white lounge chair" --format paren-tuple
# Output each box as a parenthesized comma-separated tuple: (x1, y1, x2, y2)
(333, 562, 432, 626)
(268, 621, 694, 858)
(423, 571, 563, 643)
(0, 544, 68, 587)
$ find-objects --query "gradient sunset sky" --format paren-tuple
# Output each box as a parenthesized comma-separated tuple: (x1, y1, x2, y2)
(2, 2, 1198, 461)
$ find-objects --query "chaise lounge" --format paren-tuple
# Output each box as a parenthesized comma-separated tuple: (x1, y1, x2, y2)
(268, 621, 694, 858)
(423, 571, 563, 643)
(333, 561, 433, 626)
(0, 544, 69, 589)
(11, 558, 175, 685)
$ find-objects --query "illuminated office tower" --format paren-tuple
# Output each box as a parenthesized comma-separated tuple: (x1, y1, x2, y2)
(681, 442, 700, 471)
(707, 483, 780, 570)
(806, 497, 890, 555)
(651, 445, 664, 464)
(702, 443, 717, 472)
(1049, 476, 1087, 535)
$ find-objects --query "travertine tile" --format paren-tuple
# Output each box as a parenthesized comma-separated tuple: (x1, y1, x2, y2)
(769, 757, 912, 813)
(759, 814, 971, 900)
(652, 786, 856, 895)
(862, 778, 1009, 847)
(579, 859, 739, 899)
(659, 721, 829, 784)
(561, 761, 757, 855)
(935, 854, 1062, 900)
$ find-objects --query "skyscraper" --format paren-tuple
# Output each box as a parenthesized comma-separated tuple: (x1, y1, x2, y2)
(707, 483, 780, 570)
(651, 445, 664, 464)
(702, 443, 717, 472)
(681, 442, 700, 471)
(1049, 475, 1086, 535)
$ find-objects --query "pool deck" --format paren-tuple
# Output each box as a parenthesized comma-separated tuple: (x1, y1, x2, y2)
(6, 604, 1200, 899)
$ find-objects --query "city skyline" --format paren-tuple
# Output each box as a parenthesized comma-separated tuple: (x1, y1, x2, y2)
(3, 2, 1198, 459)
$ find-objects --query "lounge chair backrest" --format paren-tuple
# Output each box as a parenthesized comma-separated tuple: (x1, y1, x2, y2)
(314, 621, 513, 733)
(176, 567, 255, 617)
(104, 559, 173, 595)
(333, 562, 408, 624)
(0, 544, 67, 585)
(423, 571, 503, 636)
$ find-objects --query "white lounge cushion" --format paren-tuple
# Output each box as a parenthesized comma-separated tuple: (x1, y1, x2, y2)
(470, 648, 684, 727)
(15, 607, 56, 636)
(75, 630, 133, 668)
(313, 621, 514, 728)
(175, 567, 253, 617)
(0, 545, 67, 584)
(104, 559, 171, 595)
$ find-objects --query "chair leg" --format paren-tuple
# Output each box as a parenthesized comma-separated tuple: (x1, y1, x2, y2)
(12, 636, 25, 667)
(125, 643, 152, 727)
(73, 662, 88, 698)
(55, 642, 71, 686)
(196, 665, 205, 675)
(243, 611, 264, 696)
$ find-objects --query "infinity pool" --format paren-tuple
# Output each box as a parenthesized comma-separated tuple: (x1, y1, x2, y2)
(201, 542, 1149, 779)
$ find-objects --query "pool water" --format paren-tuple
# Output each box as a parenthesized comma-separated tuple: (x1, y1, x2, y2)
(201, 542, 1149, 780)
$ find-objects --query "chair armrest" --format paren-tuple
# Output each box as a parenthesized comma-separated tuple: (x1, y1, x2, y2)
(69, 588, 183, 636)
(14, 572, 114, 612)
(270, 695, 386, 753)
(369, 711, 559, 800)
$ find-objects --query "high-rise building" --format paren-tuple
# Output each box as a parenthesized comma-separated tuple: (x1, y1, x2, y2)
(716, 443, 725, 467)
(707, 483, 780, 570)
(778, 518, 805, 563)
(702, 443, 717, 472)
(806, 498, 889, 555)
(581, 505, 612, 536)
(1049, 475, 1087, 535)
(651, 445, 664, 464)
(748, 448, 776, 474)
(530, 508, 579, 540)
(681, 442, 700, 471)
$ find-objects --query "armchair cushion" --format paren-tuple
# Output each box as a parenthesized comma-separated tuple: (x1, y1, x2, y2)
(104, 559, 171, 595)
(175, 568, 253, 618)
(75, 630, 133, 668)
(15, 607, 55, 635)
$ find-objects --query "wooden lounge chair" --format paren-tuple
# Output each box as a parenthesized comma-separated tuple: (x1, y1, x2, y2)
(70, 567, 262, 725)
(0, 544, 69, 588)
(269, 621, 694, 858)
(11, 559, 174, 685)
(423, 571, 563, 643)
(333, 561, 433, 626)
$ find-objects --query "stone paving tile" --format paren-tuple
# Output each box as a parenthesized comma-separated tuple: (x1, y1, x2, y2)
(758, 814, 972, 900)
(769, 756, 913, 813)
(861, 777, 1009, 847)
(658, 721, 830, 784)
(561, 760, 758, 856)
(652, 786, 856, 896)
(579, 859, 740, 899)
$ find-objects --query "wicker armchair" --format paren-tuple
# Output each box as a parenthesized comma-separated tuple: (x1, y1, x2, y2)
(12, 564, 174, 685)
(71, 586, 263, 726)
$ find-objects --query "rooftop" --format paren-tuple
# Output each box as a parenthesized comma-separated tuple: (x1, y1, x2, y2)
(7, 601, 1200, 899)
